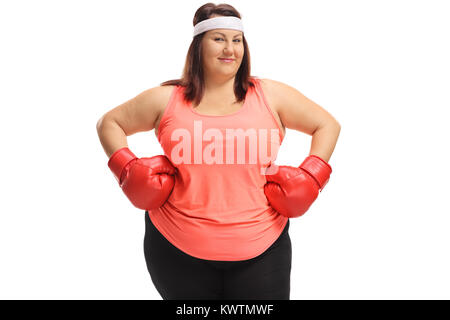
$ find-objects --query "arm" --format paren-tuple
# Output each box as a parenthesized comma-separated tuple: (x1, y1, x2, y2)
(265, 78, 341, 162)
(309, 122, 341, 163)
(96, 86, 177, 211)
(96, 86, 165, 157)
(262, 79, 341, 218)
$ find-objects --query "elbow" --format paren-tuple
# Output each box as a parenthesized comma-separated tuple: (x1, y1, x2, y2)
(314, 119, 341, 135)
(332, 121, 341, 137)
(96, 116, 104, 133)
(329, 116, 341, 129)
(334, 120, 341, 131)
(96, 114, 111, 133)
(329, 119, 341, 132)
(333, 121, 342, 141)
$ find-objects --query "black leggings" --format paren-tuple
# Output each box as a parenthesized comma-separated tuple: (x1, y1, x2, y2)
(143, 212, 292, 300)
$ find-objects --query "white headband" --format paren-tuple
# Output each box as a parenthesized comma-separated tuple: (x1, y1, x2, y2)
(193, 16, 244, 37)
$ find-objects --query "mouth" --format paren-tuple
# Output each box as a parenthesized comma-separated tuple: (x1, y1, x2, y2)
(218, 58, 235, 63)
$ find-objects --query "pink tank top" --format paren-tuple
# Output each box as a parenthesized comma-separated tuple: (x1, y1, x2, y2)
(149, 77, 288, 261)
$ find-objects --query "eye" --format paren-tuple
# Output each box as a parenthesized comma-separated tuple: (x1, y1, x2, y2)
(214, 38, 242, 43)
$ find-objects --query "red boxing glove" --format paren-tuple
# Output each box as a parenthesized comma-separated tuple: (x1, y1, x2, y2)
(264, 155, 332, 218)
(107, 147, 177, 210)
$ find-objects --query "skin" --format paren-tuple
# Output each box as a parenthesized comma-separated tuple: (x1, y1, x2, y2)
(96, 15, 341, 163)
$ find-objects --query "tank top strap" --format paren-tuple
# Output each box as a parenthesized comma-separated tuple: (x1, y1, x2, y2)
(249, 77, 285, 143)
(169, 84, 186, 113)
(157, 84, 188, 143)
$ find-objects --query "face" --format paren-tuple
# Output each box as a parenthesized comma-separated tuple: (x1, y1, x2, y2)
(201, 27, 244, 78)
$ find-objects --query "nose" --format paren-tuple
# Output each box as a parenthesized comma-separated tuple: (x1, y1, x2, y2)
(223, 44, 234, 55)
(223, 39, 236, 51)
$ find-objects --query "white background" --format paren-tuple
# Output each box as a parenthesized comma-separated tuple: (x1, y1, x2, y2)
(1, 0, 449, 300)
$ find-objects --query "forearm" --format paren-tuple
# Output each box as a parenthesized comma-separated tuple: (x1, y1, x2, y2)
(309, 121, 341, 163)
(96, 115, 128, 158)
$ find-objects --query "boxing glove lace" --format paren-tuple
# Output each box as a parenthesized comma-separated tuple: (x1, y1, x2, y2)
(264, 155, 332, 218)
(108, 147, 177, 210)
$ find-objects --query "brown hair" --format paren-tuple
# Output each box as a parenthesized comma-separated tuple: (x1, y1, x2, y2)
(160, 3, 255, 107)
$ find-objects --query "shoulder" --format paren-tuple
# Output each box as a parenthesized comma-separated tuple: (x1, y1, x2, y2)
(256, 78, 292, 112)
(258, 78, 299, 99)
(152, 84, 177, 109)
(142, 84, 177, 117)
(258, 78, 309, 112)
(258, 78, 337, 135)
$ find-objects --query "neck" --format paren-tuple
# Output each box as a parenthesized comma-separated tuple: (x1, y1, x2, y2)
(202, 76, 237, 102)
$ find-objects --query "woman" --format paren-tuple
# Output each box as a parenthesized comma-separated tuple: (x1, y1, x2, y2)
(96, 3, 341, 300)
